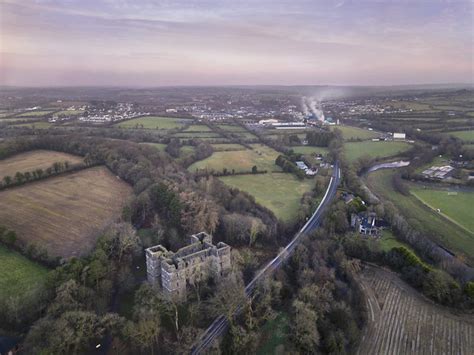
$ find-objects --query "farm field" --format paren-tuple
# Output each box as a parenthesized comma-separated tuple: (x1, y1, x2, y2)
(210, 143, 246, 151)
(15, 110, 55, 117)
(332, 125, 379, 140)
(344, 141, 411, 163)
(173, 132, 222, 138)
(55, 110, 84, 116)
(139, 142, 167, 150)
(14, 121, 52, 129)
(219, 173, 315, 222)
(0, 167, 132, 258)
(189, 144, 281, 173)
(0, 150, 84, 179)
(410, 185, 474, 233)
(183, 124, 212, 132)
(216, 124, 247, 132)
(0, 245, 49, 302)
(449, 130, 474, 142)
(288, 145, 329, 155)
(116, 116, 192, 129)
(357, 266, 474, 355)
(366, 169, 474, 262)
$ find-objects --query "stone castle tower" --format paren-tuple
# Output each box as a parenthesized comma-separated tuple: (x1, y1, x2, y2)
(145, 232, 231, 300)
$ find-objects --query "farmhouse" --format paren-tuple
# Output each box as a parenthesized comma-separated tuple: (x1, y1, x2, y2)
(146, 232, 231, 301)
(393, 132, 406, 140)
(351, 212, 380, 236)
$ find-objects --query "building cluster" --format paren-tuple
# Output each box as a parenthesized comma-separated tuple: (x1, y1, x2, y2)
(422, 165, 455, 180)
(78, 103, 148, 123)
(295, 161, 318, 176)
(146, 232, 231, 301)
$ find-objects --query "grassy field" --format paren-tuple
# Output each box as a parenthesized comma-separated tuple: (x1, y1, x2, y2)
(410, 185, 474, 233)
(189, 144, 281, 173)
(449, 130, 474, 142)
(257, 312, 289, 354)
(14, 121, 53, 129)
(173, 132, 222, 138)
(0, 150, 84, 179)
(288, 145, 329, 155)
(344, 141, 411, 162)
(210, 143, 246, 151)
(219, 173, 315, 222)
(366, 169, 474, 262)
(0, 245, 49, 301)
(15, 110, 54, 118)
(116, 116, 192, 129)
(332, 125, 379, 140)
(216, 124, 247, 132)
(379, 230, 414, 252)
(55, 110, 84, 116)
(183, 124, 212, 132)
(139, 142, 167, 150)
(0, 167, 132, 258)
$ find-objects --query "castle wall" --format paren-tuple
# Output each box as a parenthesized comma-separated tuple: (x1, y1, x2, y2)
(145, 232, 232, 301)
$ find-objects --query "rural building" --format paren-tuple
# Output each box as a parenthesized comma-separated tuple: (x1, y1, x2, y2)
(422, 165, 454, 180)
(393, 132, 406, 140)
(146, 232, 231, 301)
(351, 212, 379, 236)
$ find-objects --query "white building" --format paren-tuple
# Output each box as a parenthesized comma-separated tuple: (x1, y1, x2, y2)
(393, 132, 406, 140)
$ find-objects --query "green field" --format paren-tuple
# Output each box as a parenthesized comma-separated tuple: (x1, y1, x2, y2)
(173, 132, 222, 138)
(379, 230, 414, 252)
(116, 116, 192, 129)
(189, 144, 281, 173)
(449, 130, 474, 142)
(344, 141, 411, 163)
(0, 245, 49, 301)
(210, 143, 246, 151)
(14, 121, 52, 129)
(220, 173, 315, 222)
(366, 169, 474, 262)
(183, 124, 212, 132)
(139, 142, 167, 150)
(15, 110, 54, 117)
(55, 110, 84, 116)
(216, 124, 247, 132)
(257, 312, 289, 354)
(410, 186, 474, 233)
(288, 145, 329, 155)
(332, 125, 379, 140)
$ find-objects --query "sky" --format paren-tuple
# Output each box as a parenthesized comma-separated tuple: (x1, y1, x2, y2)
(0, 0, 473, 87)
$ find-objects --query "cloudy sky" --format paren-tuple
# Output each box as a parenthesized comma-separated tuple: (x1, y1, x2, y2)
(0, 0, 472, 86)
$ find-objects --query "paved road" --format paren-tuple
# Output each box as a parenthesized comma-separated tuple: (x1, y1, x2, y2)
(191, 162, 341, 354)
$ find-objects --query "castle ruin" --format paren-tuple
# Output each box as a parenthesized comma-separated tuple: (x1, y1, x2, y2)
(145, 232, 231, 300)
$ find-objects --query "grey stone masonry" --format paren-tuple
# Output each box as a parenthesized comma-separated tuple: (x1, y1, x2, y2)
(145, 232, 231, 301)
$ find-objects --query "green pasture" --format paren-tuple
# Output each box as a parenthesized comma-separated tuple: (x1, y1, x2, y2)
(449, 130, 474, 142)
(344, 141, 412, 163)
(15, 110, 54, 118)
(210, 143, 246, 151)
(183, 124, 213, 132)
(0, 245, 49, 301)
(410, 185, 474, 234)
(220, 173, 316, 222)
(189, 144, 281, 173)
(288, 145, 329, 155)
(332, 125, 379, 140)
(116, 116, 191, 129)
(216, 124, 247, 132)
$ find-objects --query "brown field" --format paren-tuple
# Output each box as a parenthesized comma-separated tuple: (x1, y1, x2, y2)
(0, 150, 84, 179)
(357, 266, 474, 355)
(0, 167, 132, 258)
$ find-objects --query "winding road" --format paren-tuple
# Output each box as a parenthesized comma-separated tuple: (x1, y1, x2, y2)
(191, 161, 341, 354)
